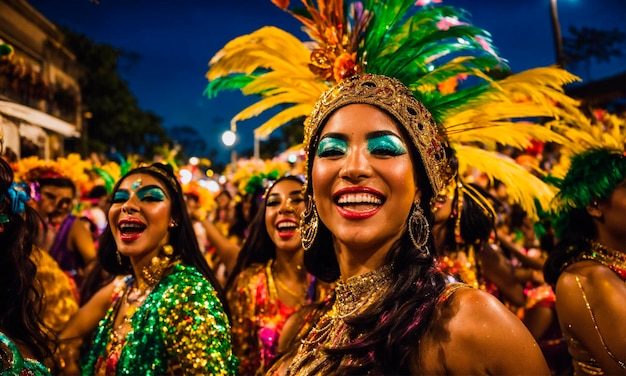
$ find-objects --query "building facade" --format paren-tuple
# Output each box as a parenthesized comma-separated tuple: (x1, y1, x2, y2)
(0, 0, 82, 160)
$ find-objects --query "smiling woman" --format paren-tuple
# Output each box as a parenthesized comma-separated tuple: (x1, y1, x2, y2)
(268, 74, 551, 376)
(58, 163, 237, 375)
(224, 174, 332, 375)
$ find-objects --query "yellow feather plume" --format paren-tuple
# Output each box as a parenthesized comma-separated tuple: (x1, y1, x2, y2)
(440, 66, 588, 218)
(208, 26, 327, 133)
(550, 112, 626, 180)
(456, 146, 557, 219)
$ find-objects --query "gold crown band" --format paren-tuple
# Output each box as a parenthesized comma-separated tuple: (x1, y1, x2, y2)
(304, 74, 449, 194)
(136, 164, 181, 193)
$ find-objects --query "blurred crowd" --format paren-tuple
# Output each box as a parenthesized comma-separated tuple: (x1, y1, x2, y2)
(0, 101, 624, 375)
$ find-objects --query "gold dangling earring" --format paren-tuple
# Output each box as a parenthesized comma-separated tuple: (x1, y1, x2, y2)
(300, 197, 319, 251)
(142, 244, 174, 286)
(408, 201, 430, 253)
(116, 250, 123, 265)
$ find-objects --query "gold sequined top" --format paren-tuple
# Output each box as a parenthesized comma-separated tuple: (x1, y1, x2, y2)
(228, 261, 331, 375)
(31, 246, 80, 335)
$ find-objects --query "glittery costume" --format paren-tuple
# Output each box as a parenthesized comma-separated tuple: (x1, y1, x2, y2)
(560, 243, 626, 375)
(31, 246, 80, 336)
(30, 246, 80, 370)
(227, 261, 330, 375)
(0, 332, 51, 376)
(437, 245, 501, 301)
(83, 263, 238, 375)
(267, 265, 467, 376)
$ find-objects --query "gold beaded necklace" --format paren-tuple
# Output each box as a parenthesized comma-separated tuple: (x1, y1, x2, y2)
(267, 259, 307, 302)
(104, 283, 152, 363)
(580, 240, 626, 280)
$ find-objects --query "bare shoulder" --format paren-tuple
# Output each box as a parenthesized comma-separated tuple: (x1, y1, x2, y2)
(556, 263, 626, 320)
(557, 262, 624, 297)
(555, 264, 626, 372)
(445, 287, 528, 343)
(418, 286, 550, 375)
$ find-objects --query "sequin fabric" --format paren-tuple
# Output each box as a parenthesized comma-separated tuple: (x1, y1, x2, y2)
(0, 332, 51, 376)
(83, 263, 238, 375)
(227, 261, 330, 375)
(31, 246, 79, 335)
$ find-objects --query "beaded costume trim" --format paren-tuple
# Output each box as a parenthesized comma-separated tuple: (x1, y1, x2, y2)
(574, 240, 626, 280)
(304, 74, 448, 194)
(286, 264, 393, 375)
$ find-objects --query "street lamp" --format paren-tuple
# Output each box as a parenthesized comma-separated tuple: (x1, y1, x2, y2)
(253, 132, 269, 160)
(550, 0, 565, 67)
(222, 130, 237, 171)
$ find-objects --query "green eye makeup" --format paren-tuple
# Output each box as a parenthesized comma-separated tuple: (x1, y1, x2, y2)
(368, 134, 407, 156)
(136, 186, 167, 201)
(112, 186, 167, 203)
(112, 191, 130, 203)
(317, 137, 348, 157)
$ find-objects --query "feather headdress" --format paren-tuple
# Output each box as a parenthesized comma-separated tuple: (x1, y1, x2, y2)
(206, 0, 587, 219)
(544, 111, 626, 238)
(229, 157, 292, 197)
(14, 154, 92, 191)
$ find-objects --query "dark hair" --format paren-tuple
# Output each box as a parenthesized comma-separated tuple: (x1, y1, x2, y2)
(215, 190, 232, 201)
(229, 192, 260, 240)
(438, 150, 498, 255)
(302, 108, 447, 374)
(225, 175, 305, 292)
(184, 192, 200, 203)
(543, 206, 596, 286)
(88, 185, 108, 199)
(447, 183, 498, 254)
(0, 158, 51, 362)
(37, 176, 77, 197)
(97, 163, 227, 307)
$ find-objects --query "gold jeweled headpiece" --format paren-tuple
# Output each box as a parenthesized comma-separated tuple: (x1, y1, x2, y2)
(304, 74, 449, 194)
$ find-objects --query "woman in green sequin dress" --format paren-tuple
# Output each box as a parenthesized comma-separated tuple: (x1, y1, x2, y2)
(59, 163, 237, 375)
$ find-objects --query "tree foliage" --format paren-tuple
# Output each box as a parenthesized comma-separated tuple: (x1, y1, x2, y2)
(169, 125, 208, 161)
(563, 26, 625, 81)
(60, 27, 170, 157)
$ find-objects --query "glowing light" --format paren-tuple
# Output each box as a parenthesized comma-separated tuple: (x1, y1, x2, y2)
(206, 180, 221, 193)
(189, 156, 199, 166)
(222, 130, 236, 146)
(179, 169, 192, 184)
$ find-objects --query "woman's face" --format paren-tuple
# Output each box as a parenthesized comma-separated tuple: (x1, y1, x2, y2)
(311, 103, 419, 256)
(38, 185, 74, 223)
(265, 179, 305, 254)
(432, 184, 455, 226)
(108, 173, 172, 262)
(597, 177, 626, 242)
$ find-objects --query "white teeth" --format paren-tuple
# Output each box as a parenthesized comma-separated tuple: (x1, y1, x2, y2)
(277, 222, 297, 230)
(337, 193, 382, 205)
(120, 223, 145, 232)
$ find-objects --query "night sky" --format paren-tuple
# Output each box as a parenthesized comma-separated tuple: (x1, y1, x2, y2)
(26, 0, 626, 163)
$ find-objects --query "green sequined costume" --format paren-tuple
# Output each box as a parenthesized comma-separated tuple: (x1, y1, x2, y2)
(83, 263, 238, 375)
(0, 332, 51, 376)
